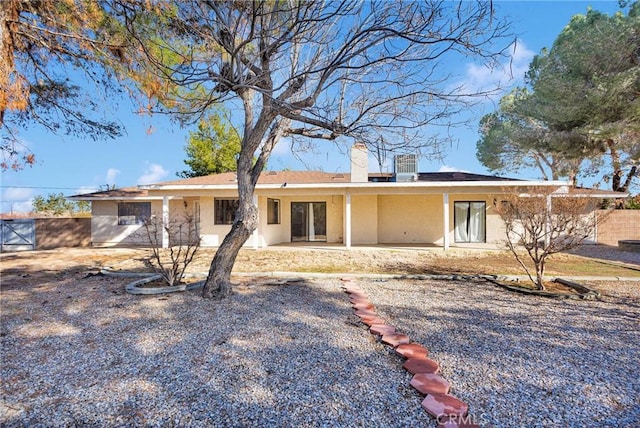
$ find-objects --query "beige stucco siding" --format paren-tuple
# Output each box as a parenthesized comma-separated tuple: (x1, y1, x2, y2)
(257, 196, 288, 246)
(377, 195, 440, 243)
(326, 196, 344, 243)
(351, 195, 378, 244)
(197, 196, 234, 247)
(91, 200, 165, 246)
(189, 194, 345, 247)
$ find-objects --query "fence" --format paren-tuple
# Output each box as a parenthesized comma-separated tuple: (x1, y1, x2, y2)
(1, 219, 36, 251)
(0, 218, 91, 252)
(596, 210, 640, 246)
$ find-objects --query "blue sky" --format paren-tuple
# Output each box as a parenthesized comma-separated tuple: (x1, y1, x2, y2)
(0, 1, 627, 213)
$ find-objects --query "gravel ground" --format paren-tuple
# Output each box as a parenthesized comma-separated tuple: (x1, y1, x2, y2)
(1, 246, 639, 427)
(361, 278, 640, 427)
(1, 273, 428, 427)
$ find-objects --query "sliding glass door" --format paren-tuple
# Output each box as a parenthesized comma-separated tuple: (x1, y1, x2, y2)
(454, 201, 486, 243)
(291, 202, 327, 242)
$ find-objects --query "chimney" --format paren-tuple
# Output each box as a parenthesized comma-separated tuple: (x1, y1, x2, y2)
(350, 143, 368, 182)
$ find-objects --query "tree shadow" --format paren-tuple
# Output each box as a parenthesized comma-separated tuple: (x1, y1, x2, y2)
(0, 274, 430, 426)
(566, 245, 640, 268)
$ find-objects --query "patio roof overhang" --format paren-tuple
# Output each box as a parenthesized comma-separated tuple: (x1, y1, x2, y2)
(139, 179, 571, 192)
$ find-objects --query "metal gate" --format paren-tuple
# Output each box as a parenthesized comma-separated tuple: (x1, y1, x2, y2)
(1, 219, 36, 252)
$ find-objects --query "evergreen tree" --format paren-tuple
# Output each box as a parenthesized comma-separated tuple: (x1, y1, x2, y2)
(178, 114, 240, 178)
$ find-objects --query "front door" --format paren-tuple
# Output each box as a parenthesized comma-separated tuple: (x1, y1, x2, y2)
(291, 202, 327, 242)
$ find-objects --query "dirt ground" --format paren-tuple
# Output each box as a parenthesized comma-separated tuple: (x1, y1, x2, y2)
(2, 246, 638, 427)
(1, 245, 638, 281)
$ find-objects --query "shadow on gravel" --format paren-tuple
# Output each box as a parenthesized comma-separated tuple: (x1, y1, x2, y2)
(0, 274, 427, 427)
(380, 261, 485, 276)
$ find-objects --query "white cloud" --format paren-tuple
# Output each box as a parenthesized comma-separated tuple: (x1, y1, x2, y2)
(438, 165, 470, 173)
(457, 40, 535, 97)
(505, 40, 535, 83)
(271, 137, 293, 156)
(3, 187, 34, 201)
(11, 199, 34, 213)
(1, 188, 35, 213)
(137, 163, 169, 185)
(106, 168, 121, 184)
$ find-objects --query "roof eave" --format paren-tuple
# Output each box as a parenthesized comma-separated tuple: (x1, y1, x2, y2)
(141, 179, 571, 191)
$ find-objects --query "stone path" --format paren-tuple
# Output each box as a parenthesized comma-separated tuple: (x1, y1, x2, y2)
(342, 277, 479, 428)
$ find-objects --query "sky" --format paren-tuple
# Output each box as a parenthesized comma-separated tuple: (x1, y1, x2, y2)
(0, 1, 628, 213)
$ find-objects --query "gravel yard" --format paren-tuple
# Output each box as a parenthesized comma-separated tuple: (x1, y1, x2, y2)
(1, 248, 639, 427)
(360, 278, 640, 427)
(1, 272, 428, 427)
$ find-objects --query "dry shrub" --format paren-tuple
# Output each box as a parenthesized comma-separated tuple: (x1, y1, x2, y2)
(495, 186, 610, 290)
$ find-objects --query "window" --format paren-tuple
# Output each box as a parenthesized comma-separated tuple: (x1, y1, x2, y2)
(454, 201, 486, 243)
(291, 202, 327, 242)
(215, 198, 239, 225)
(267, 198, 280, 224)
(118, 202, 151, 225)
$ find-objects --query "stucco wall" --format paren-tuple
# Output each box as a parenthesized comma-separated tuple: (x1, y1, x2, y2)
(197, 194, 344, 247)
(258, 196, 290, 246)
(88, 189, 518, 248)
(91, 200, 174, 246)
(377, 195, 439, 243)
(351, 195, 378, 244)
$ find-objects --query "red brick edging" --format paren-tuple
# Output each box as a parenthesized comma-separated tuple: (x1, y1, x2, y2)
(341, 278, 479, 428)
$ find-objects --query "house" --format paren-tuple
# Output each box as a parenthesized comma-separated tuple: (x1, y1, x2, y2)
(70, 145, 625, 249)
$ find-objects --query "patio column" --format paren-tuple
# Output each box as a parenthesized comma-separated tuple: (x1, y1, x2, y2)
(443, 193, 449, 251)
(545, 194, 552, 247)
(345, 192, 352, 249)
(162, 196, 169, 249)
(252, 194, 259, 249)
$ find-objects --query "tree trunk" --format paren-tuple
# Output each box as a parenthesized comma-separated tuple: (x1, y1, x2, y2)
(535, 259, 546, 291)
(619, 165, 637, 194)
(202, 199, 258, 299)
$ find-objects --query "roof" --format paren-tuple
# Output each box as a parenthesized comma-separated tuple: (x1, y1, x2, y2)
(566, 187, 628, 198)
(68, 186, 150, 200)
(155, 170, 518, 186)
(416, 172, 518, 182)
(158, 171, 352, 186)
(70, 170, 628, 200)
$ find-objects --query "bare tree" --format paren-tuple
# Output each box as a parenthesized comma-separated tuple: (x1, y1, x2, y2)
(495, 187, 606, 290)
(137, 209, 201, 287)
(109, 0, 512, 299)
